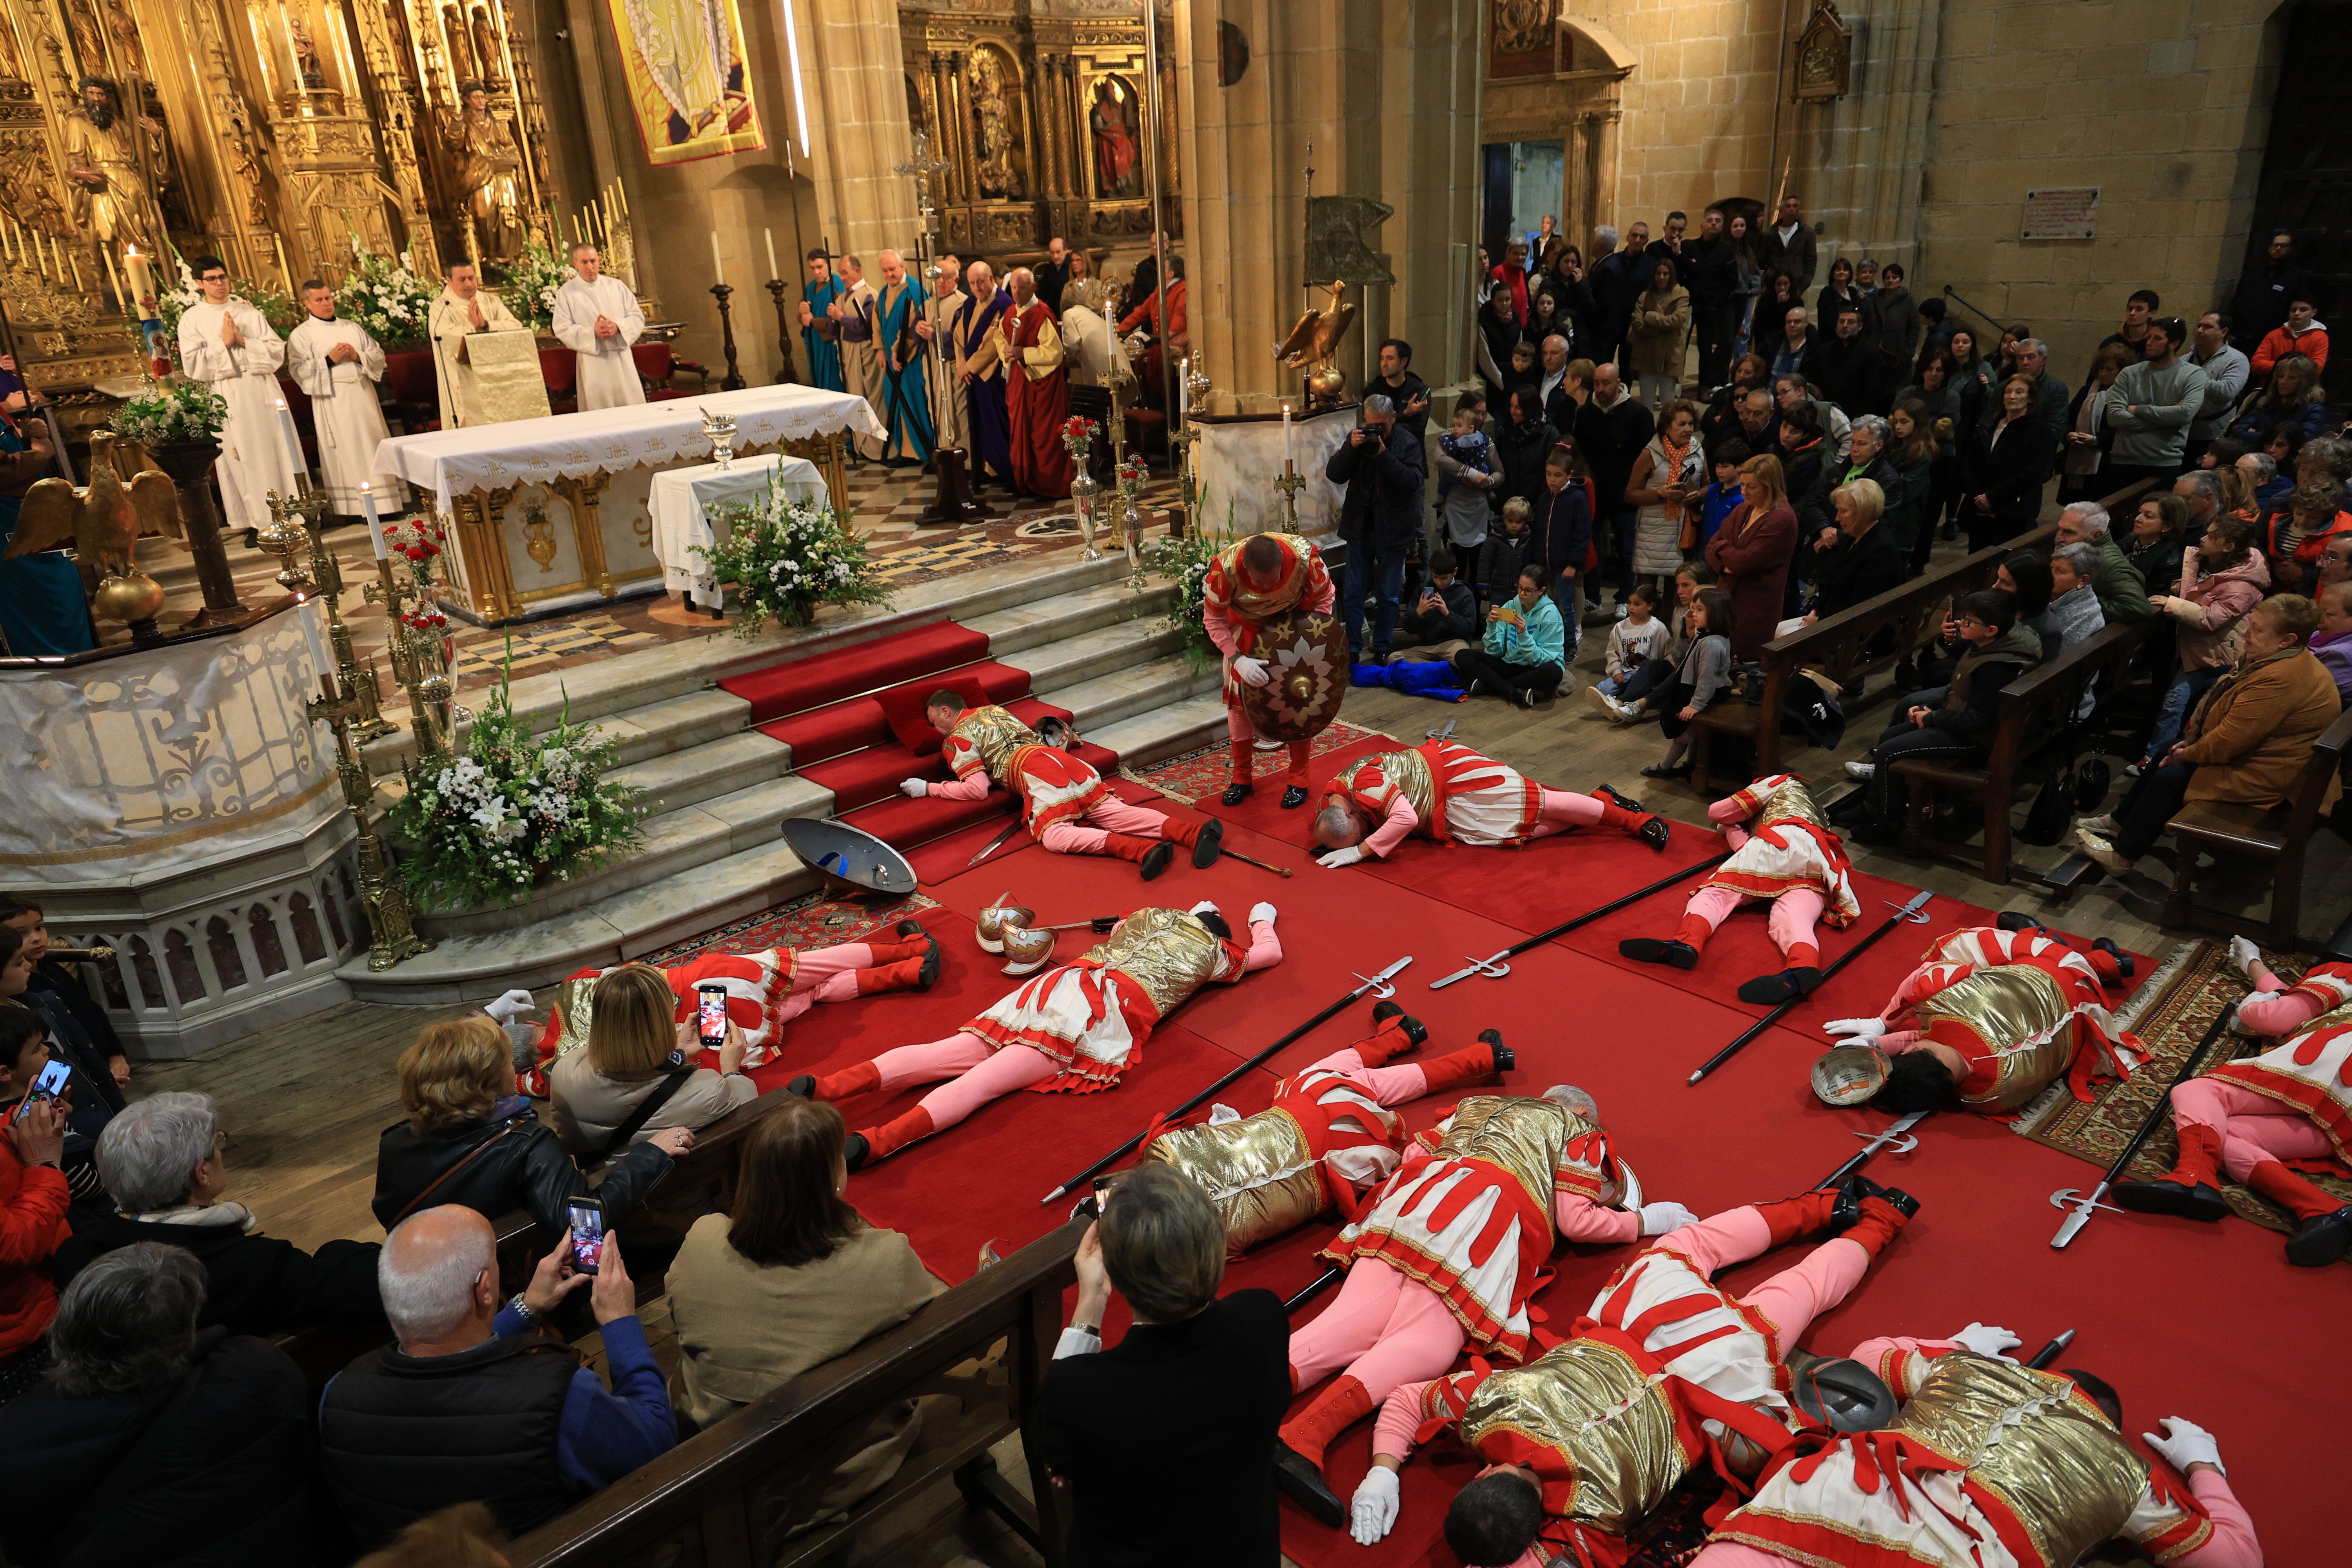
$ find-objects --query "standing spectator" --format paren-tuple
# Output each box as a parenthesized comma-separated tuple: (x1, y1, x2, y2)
(1432, 397, 1499, 599)
(2137, 513, 2271, 769)
(1635, 586, 1736, 773)
(1752, 272, 1804, 360)
(1036, 1165, 1289, 1568)
(2228, 230, 2310, 353)
(1775, 399, 1830, 537)
(2312, 580, 2352, 701)
(0, 898, 129, 1091)
(1455, 562, 1570, 708)
(1488, 238, 1531, 327)
(1959, 376, 2055, 553)
(1768, 303, 1819, 382)
(319, 1210, 677, 1547)
(0, 1017, 67, 1406)
(1034, 237, 1071, 323)
(1992, 324, 2031, 382)
(1688, 208, 1736, 389)
(2101, 289, 2161, 360)
(1762, 194, 1818, 293)
(1802, 477, 1906, 623)
(549, 964, 758, 1164)
(1698, 442, 1750, 549)
(1893, 356, 1963, 557)
(1492, 384, 1559, 512)
(1626, 399, 1702, 603)
(1705, 453, 1800, 660)
(1367, 339, 1431, 445)
(1624, 258, 1691, 407)
(1726, 214, 1763, 359)
(1575, 364, 1656, 616)
(1536, 244, 1594, 353)
(1915, 295, 1958, 362)
(2257, 477, 2352, 597)
(1527, 446, 1594, 638)
(2186, 311, 2251, 466)
(1474, 284, 1520, 406)
(1702, 356, 1777, 456)
(1777, 371, 1851, 463)
(1642, 210, 1694, 287)
(1992, 338, 2071, 446)
(1865, 263, 1919, 412)
(1535, 334, 1577, 429)
(1585, 226, 1640, 365)
(2124, 492, 2192, 591)
(2103, 317, 2206, 492)
(1815, 303, 1878, 414)
(1883, 401, 1937, 562)
(2225, 352, 2328, 450)
(1397, 548, 1478, 648)
(1327, 395, 1425, 665)
(0, 1243, 316, 1567)
(1815, 257, 1861, 332)
(2251, 293, 2329, 378)
(1943, 329, 1997, 440)
(2057, 343, 2134, 504)
(2054, 502, 2154, 626)
(1483, 497, 1536, 609)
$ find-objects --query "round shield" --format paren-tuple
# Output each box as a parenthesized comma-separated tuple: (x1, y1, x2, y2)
(779, 817, 917, 899)
(1812, 1044, 1893, 1106)
(1241, 607, 1349, 743)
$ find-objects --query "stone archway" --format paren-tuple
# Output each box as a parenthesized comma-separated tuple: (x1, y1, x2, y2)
(1479, 8, 1635, 257)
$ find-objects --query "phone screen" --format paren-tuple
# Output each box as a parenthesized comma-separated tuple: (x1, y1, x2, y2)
(28, 1060, 69, 1102)
(696, 984, 728, 1049)
(566, 1199, 604, 1274)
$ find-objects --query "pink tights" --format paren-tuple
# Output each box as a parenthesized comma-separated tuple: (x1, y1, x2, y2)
(869, 1031, 1060, 1134)
(1653, 1206, 1869, 1357)
(1684, 886, 1828, 959)
(2171, 1078, 2335, 1181)
(773, 943, 874, 1025)
(1524, 786, 1605, 839)
(1289, 1257, 1468, 1403)
(1038, 797, 1174, 855)
(1304, 1046, 1429, 1106)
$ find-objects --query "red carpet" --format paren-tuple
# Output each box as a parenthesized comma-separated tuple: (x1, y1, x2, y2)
(718, 619, 989, 722)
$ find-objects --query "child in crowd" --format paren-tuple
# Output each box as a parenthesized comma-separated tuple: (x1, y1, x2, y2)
(1507, 338, 1538, 391)
(1593, 580, 1677, 702)
(2136, 514, 2270, 772)
(1699, 438, 1749, 548)
(2315, 580, 2352, 701)
(1433, 397, 1497, 603)
(1394, 548, 1477, 651)
(1484, 495, 1535, 608)
(1639, 586, 1736, 777)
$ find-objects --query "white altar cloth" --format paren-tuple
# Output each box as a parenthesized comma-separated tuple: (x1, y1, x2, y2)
(1194, 405, 1353, 538)
(649, 454, 828, 610)
(371, 383, 886, 513)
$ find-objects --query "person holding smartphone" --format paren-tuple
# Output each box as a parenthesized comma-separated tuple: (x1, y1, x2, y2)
(549, 965, 760, 1166)
(0, 1009, 71, 1404)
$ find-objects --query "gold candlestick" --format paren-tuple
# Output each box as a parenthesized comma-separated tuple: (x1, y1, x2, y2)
(363, 517, 466, 768)
(1273, 461, 1306, 533)
(307, 671, 432, 971)
(263, 493, 396, 740)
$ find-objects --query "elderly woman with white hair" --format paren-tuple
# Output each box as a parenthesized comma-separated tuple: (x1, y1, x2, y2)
(1801, 473, 1907, 625)
(55, 1091, 383, 1337)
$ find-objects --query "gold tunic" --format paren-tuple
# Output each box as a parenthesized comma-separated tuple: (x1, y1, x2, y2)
(1892, 1354, 2149, 1568)
(1352, 747, 1436, 827)
(1920, 965, 2078, 1112)
(948, 705, 1044, 782)
(1455, 1338, 1688, 1538)
(1753, 775, 1829, 832)
(1431, 1095, 1589, 1248)
(1082, 907, 1229, 1016)
(1145, 1108, 1321, 1254)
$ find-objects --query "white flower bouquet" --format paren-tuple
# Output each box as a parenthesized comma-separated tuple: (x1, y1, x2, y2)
(697, 472, 893, 636)
(336, 250, 437, 349)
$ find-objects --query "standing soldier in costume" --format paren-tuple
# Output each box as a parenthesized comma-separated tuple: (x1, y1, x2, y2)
(1692, 1346, 2261, 1568)
(1312, 739, 1670, 865)
(1820, 925, 2144, 1116)
(1142, 1005, 1512, 1256)
(2114, 943, 2352, 1265)
(1203, 532, 1338, 809)
(1621, 773, 1862, 1004)
(789, 901, 1282, 1169)
(901, 695, 1223, 878)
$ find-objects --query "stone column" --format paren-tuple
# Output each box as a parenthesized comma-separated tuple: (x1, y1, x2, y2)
(800, 0, 918, 257)
(1804, 0, 1947, 276)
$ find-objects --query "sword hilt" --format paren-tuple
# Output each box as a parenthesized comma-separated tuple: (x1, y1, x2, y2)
(1853, 1129, 1920, 1156)
(1429, 953, 1512, 990)
(1353, 969, 1399, 999)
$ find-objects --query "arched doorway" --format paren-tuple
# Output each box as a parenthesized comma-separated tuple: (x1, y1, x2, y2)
(1478, 7, 1635, 262)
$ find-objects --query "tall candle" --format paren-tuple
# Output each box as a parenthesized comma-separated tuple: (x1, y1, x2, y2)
(710, 230, 724, 287)
(361, 482, 388, 560)
(1179, 356, 1189, 421)
(613, 180, 627, 217)
(68, 250, 85, 291)
(1, 216, 14, 262)
(275, 396, 307, 481)
(764, 227, 779, 281)
(101, 246, 125, 312)
(124, 247, 154, 314)
(274, 232, 292, 288)
(1283, 404, 1294, 466)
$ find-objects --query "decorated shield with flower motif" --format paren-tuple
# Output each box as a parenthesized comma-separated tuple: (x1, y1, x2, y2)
(1240, 606, 1348, 742)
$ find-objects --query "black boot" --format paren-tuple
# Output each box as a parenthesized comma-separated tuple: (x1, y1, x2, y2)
(1221, 782, 1253, 807)
(1140, 842, 1176, 881)
(844, 1133, 872, 1172)
(1737, 966, 1824, 1005)
(1637, 814, 1672, 852)
(1192, 818, 1226, 868)
(2285, 1206, 2352, 1267)
(1620, 937, 1699, 970)
(1479, 1027, 1514, 1073)
(1272, 1441, 1348, 1527)
(2113, 1178, 2230, 1223)
(1592, 782, 1646, 814)
(1281, 785, 1310, 809)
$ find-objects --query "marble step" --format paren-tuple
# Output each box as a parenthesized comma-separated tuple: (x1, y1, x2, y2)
(962, 576, 1175, 658)
(1002, 615, 1189, 699)
(1084, 693, 1230, 772)
(1042, 651, 1225, 737)
(605, 729, 791, 815)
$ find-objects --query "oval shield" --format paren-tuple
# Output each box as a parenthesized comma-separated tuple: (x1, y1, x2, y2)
(1241, 607, 1349, 743)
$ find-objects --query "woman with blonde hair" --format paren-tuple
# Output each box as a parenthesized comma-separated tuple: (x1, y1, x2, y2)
(371, 1014, 685, 1233)
(1702, 452, 1798, 660)
(550, 963, 760, 1165)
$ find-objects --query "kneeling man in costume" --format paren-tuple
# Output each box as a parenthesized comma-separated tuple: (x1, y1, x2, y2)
(791, 901, 1280, 1168)
(903, 695, 1221, 878)
(1313, 740, 1669, 865)
(1622, 774, 1862, 1004)
(2114, 942, 2352, 1265)
(1205, 532, 1337, 809)
(1820, 924, 2145, 1115)
(1693, 1344, 2261, 1568)
(1143, 1005, 1514, 1256)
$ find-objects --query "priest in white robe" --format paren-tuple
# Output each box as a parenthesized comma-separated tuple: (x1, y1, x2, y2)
(175, 253, 299, 534)
(285, 281, 408, 517)
(428, 258, 531, 430)
(550, 245, 645, 412)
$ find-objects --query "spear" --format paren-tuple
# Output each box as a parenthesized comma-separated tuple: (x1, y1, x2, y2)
(2049, 1002, 2238, 1249)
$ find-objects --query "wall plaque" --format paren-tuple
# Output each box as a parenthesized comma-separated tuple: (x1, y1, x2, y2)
(2022, 187, 2101, 240)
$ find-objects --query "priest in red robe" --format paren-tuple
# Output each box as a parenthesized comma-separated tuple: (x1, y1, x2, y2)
(980, 266, 1074, 500)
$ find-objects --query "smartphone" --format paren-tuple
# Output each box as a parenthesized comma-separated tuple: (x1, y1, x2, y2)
(10, 1060, 68, 1122)
(695, 983, 728, 1049)
(566, 1196, 605, 1275)
(1090, 1169, 1129, 1214)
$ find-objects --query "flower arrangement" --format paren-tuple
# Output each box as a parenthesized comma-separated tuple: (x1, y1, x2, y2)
(492, 240, 577, 330)
(384, 516, 448, 564)
(1145, 500, 1233, 671)
(696, 472, 892, 637)
(152, 255, 298, 358)
(111, 380, 229, 446)
(1059, 414, 1098, 458)
(388, 650, 644, 909)
(334, 249, 437, 349)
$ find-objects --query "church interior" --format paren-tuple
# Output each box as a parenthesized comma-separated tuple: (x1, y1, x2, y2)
(0, 0, 2347, 1564)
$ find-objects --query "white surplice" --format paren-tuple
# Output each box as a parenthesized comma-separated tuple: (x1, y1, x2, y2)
(428, 288, 529, 430)
(177, 298, 300, 532)
(285, 314, 408, 514)
(550, 273, 646, 412)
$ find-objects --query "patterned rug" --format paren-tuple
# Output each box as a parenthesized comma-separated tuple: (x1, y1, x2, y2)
(2015, 939, 2351, 1235)
(639, 886, 941, 967)
(1118, 720, 1397, 805)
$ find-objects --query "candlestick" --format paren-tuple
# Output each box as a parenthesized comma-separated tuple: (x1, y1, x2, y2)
(711, 282, 747, 390)
(764, 227, 779, 282)
(361, 482, 388, 560)
(710, 230, 725, 288)
(765, 279, 801, 386)
(306, 670, 428, 969)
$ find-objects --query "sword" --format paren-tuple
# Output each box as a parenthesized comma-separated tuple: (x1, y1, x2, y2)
(2051, 1000, 2239, 1249)
(965, 817, 1025, 869)
(1813, 1110, 1930, 1191)
(1430, 853, 1732, 989)
(1688, 889, 1935, 1085)
(1286, 1265, 1345, 1312)
(1426, 718, 1457, 741)
(2024, 1328, 2076, 1369)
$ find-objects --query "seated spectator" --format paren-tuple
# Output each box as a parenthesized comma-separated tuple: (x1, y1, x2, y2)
(0, 896, 129, 1093)
(56, 1092, 383, 1337)
(1630, 586, 1735, 767)
(2312, 581, 2352, 701)
(550, 964, 756, 1165)
(319, 1208, 675, 1546)
(372, 1016, 686, 1236)
(2324, 530, 2352, 593)
(0, 1020, 68, 1405)
(2046, 543, 2110, 657)
(2125, 492, 2191, 589)
(1432, 399, 1498, 599)
(0, 1243, 315, 1566)
(1591, 580, 1677, 710)
(1453, 563, 1568, 708)
(2077, 594, 2337, 873)
(1802, 475, 1905, 625)
(2138, 514, 2270, 770)
(1035, 1163, 1289, 1568)
(353, 1502, 510, 1568)
(0, 924, 121, 1191)
(2258, 477, 2352, 597)
(2239, 447, 2293, 514)
(2202, 435, 2250, 472)
(1796, 414, 1904, 585)
(1395, 548, 1475, 650)
(1998, 549, 2056, 661)
(667, 1101, 941, 1527)
(2216, 461, 2260, 522)
(2053, 501, 2153, 624)
(1835, 588, 2040, 843)
(2226, 352, 2327, 450)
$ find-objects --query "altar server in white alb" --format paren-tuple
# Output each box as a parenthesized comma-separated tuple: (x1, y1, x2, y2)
(550, 244, 646, 411)
(285, 279, 408, 519)
(175, 253, 299, 534)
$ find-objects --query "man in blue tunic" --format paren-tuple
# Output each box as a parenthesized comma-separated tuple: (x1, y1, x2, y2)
(875, 249, 935, 466)
(797, 249, 846, 392)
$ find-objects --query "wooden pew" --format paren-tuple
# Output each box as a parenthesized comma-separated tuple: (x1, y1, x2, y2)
(508, 1217, 1083, 1568)
(2161, 704, 2352, 950)
(1889, 621, 2149, 884)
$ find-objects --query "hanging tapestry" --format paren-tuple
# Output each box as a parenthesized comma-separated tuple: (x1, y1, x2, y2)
(607, 0, 766, 166)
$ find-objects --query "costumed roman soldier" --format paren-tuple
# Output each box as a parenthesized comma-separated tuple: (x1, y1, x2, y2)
(1311, 740, 1670, 866)
(1691, 1345, 2261, 1568)
(2113, 941, 2352, 1266)
(901, 695, 1223, 878)
(1203, 531, 1338, 809)
(1141, 1004, 1512, 1256)
(1818, 924, 2146, 1116)
(1621, 773, 1862, 1004)
(788, 900, 1281, 1169)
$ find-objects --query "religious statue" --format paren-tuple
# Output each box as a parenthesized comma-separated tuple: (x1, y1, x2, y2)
(1276, 279, 1359, 410)
(470, 5, 504, 84)
(1492, 0, 1553, 56)
(1090, 76, 1140, 200)
(61, 77, 163, 256)
(289, 18, 328, 91)
(439, 84, 526, 265)
(442, 3, 477, 85)
(968, 47, 1023, 201)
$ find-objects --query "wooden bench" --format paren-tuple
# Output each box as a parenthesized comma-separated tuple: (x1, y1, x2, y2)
(2161, 704, 2352, 950)
(508, 1216, 1083, 1568)
(1889, 621, 2149, 884)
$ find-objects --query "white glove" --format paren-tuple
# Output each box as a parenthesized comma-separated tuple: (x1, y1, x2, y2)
(1249, 902, 1278, 927)
(2228, 935, 2263, 977)
(1207, 1103, 1242, 1126)
(899, 777, 930, 799)
(1823, 1017, 1887, 1040)
(1321, 844, 1367, 869)
(1190, 899, 1220, 916)
(1232, 654, 1272, 688)
(1349, 1466, 1401, 1546)
(1949, 1323, 2021, 1363)
(2143, 1416, 2225, 1476)
(1639, 1201, 1700, 1236)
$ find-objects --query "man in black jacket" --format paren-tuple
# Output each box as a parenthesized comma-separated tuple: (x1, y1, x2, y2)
(1814, 303, 1879, 416)
(1573, 363, 1654, 615)
(1585, 225, 1641, 365)
(2228, 230, 2310, 354)
(1327, 395, 1427, 664)
(1367, 338, 1431, 445)
(1686, 208, 1737, 390)
(58, 1092, 385, 1337)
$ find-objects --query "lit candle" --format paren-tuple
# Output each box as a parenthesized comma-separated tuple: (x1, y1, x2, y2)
(1179, 356, 1189, 421)
(710, 230, 724, 287)
(764, 227, 779, 281)
(1283, 403, 1294, 466)
(124, 246, 154, 315)
(362, 482, 388, 560)
(275, 395, 307, 481)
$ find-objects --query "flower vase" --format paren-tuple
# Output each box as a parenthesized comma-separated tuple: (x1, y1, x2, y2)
(1069, 468, 1101, 561)
(144, 437, 244, 627)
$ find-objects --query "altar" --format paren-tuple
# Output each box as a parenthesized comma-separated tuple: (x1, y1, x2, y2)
(371, 385, 886, 624)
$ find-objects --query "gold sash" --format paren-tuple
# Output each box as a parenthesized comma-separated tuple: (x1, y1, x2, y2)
(1082, 907, 1227, 1016)
(1212, 532, 1317, 622)
(1354, 747, 1436, 828)
(948, 705, 1044, 782)
(1922, 965, 2077, 1112)
(1755, 775, 1828, 833)
(1431, 1095, 1588, 1249)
